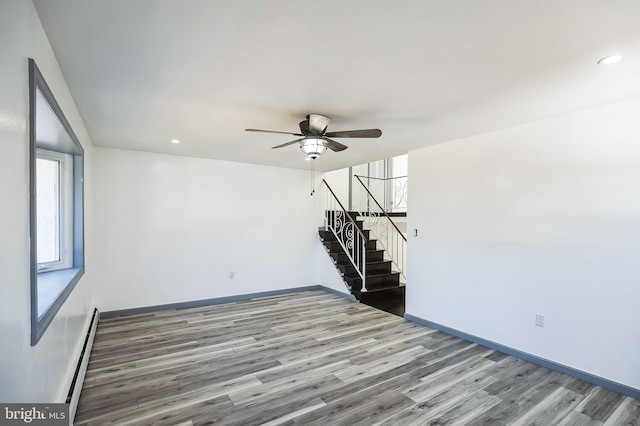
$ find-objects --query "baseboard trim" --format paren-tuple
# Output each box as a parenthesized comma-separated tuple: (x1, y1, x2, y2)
(404, 313, 640, 400)
(101, 285, 355, 319)
(320, 285, 358, 302)
(67, 307, 99, 423)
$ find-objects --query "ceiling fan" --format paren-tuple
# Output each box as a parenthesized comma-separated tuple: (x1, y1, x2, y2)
(246, 113, 382, 159)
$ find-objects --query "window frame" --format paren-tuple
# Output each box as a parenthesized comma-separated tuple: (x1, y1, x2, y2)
(36, 148, 74, 272)
(29, 58, 85, 346)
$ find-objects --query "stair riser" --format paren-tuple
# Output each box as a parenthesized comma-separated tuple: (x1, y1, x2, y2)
(346, 274, 400, 290)
(319, 229, 371, 241)
(330, 252, 385, 265)
(358, 287, 405, 303)
(331, 250, 385, 264)
(323, 240, 377, 253)
(350, 282, 401, 292)
(329, 252, 384, 267)
(338, 262, 393, 276)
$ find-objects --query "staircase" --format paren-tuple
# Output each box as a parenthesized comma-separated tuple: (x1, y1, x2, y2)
(319, 180, 406, 316)
(319, 214, 405, 316)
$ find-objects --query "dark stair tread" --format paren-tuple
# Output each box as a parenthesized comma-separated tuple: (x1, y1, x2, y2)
(319, 229, 371, 240)
(325, 251, 381, 264)
(327, 248, 391, 264)
(328, 248, 385, 259)
(325, 246, 384, 261)
(321, 237, 378, 246)
(347, 271, 400, 280)
(341, 267, 397, 279)
(346, 275, 401, 291)
(352, 285, 405, 294)
(333, 248, 383, 255)
(340, 263, 393, 275)
(353, 286, 405, 303)
(338, 259, 392, 268)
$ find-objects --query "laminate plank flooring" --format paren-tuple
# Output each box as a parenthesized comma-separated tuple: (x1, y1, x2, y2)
(75, 290, 639, 425)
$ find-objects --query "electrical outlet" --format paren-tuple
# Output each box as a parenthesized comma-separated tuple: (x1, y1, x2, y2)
(229, 272, 235, 279)
(535, 314, 544, 327)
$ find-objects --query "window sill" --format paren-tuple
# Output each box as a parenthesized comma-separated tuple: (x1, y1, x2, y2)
(38, 267, 82, 318)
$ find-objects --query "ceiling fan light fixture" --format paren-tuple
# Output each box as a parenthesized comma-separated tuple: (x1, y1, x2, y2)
(247, 113, 381, 155)
(598, 54, 626, 65)
(300, 138, 327, 159)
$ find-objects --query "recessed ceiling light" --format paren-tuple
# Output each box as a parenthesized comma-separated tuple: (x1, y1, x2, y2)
(171, 139, 181, 144)
(598, 54, 626, 65)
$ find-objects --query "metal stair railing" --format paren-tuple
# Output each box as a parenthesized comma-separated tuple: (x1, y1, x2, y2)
(321, 179, 368, 292)
(354, 175, 407, 213)
(353, 175, 407, 283)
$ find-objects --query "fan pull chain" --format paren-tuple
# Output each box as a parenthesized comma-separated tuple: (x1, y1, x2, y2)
(310, 158, 315, 196)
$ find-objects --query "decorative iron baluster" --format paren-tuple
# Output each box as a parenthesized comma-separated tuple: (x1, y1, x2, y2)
(353, 175, 407, 283)
(321, 180, 368, 292)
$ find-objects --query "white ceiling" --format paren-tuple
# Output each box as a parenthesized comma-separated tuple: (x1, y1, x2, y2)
(33, 0, 640, 172)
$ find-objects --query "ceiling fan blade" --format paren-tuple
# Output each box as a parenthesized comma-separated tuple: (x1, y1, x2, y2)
(246, 128, 303, 136)
(324, 129, 382, 138)
(307, 114, 331, 135)
(323, 138, 348, 152)
(271, 138, 304, 149)
(299, 120, 309, 135)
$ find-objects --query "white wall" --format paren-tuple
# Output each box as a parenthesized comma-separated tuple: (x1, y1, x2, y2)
(317, 243, 353, 296)
(406, 96, 640, 390)
(0, 0, 95, 402)
(92, 147, 334, 311)
(322, 167, 350, 207)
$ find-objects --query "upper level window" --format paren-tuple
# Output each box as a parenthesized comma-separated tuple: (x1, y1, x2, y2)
(29, 58, 85, 345)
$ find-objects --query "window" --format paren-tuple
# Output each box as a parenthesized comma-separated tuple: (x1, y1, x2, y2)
(36, 149, 73, 272)
(29, 58, 85, 345)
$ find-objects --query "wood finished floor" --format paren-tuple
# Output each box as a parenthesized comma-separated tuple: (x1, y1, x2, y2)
(76, 290, 640, 425)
